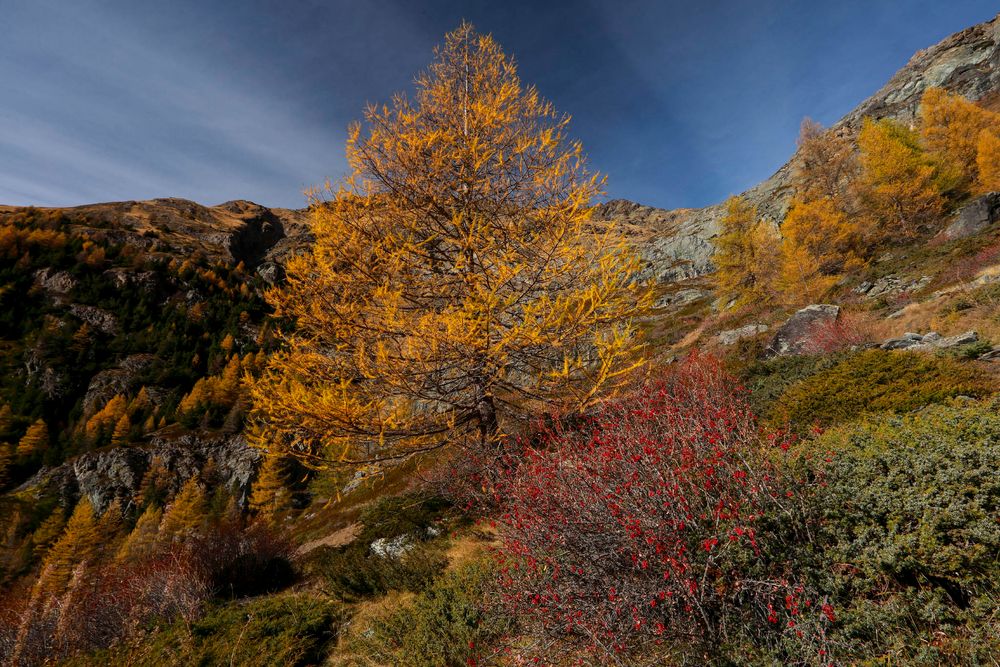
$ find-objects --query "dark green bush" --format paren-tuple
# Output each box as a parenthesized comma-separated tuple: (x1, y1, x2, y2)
(307, 493, 453, 602)
(795, 397, 1000, 664)
(737, 352, 845, 418)
(64, 593, 344, 667)
(768, 349, 991, 428)
(346, 558, 512, 667)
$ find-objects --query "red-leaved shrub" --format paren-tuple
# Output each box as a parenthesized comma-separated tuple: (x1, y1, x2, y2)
(491, 353, 833, 662)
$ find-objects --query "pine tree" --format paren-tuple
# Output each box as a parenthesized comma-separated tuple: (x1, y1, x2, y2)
(781, 198, 863, 276)
(116, 505, 162, 562)
(247, 23, 649, 465)
(158, 476, 208, 543)
(16, 419, 48, 459)
(37, 498, 101, 593)
(249, 454, 291, 520)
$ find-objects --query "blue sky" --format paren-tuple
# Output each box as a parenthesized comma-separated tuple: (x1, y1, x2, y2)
(1, 0, 997, 210)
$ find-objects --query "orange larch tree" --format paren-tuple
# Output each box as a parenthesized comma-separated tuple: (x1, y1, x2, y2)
(247, 23, 649, 468)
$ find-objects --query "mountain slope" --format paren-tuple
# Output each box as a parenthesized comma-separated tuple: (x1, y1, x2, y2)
(597, 12, 1000, 285)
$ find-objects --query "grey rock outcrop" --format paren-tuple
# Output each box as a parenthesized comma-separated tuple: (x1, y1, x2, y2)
(717, 324, 769, 346)
(594, 15, 1000, 287)
(81, 354, 156, 417)
(942, 192, 1000, 240)
(765, 305, 840, 357)
(68, 304, 119, 335)
(17, 431, 262, 514)
(880, 330, 979, 351)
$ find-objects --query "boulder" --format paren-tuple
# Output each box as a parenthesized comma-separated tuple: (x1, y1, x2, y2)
(880, 330, 978, 351)
(717, 323, 769, 346)
(942, 192, 1000, 240)
(655, 288, 707, 309)
(765, 305, 840, 357)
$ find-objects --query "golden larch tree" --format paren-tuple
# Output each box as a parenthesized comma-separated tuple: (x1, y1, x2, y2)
(247, 23, 649, 466)
(116, 505, 163, 562)
(158, 476, 207, 543)
(711, 196, 779, 308)
(920, 87, 1000, 193)
(976, 129, 1000, 192)
(16, 419, 48, 459)
(795, 118, 859, 205)
(37, 498, 100, 594)
(777, 199, 854, 305)
(249, 454, 292, 520)
(857, 118, 946, 241)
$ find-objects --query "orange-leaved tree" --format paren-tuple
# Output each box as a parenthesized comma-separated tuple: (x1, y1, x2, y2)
(247, 23, 649, 468)
(857, 117, 947, 241)
(920, 87, 1000, 194)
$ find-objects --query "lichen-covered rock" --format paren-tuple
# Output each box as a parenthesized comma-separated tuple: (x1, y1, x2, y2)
(68, 304, 119, 335)
(717, 323, 769, 346)
(765, 305, 840, 357)
(81, 354, 157, 416)
(16, 431, 262, 514)
(880, 330, 978, 350)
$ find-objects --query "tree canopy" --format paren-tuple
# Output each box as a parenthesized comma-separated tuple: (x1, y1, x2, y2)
(248, 23, 649, 468)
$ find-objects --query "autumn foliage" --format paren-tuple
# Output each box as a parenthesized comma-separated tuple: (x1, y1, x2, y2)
(248, 23, 649, 469)
(492, 354, 832, 661)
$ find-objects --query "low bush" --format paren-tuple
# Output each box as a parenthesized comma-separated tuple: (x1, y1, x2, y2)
(344, 558, 511, 667)
(768, 349, 991, 428)
(308, 493, 452, 602)
(794, 397, 1000, 664)
(738, 353, 845, 418)
(492, 353, 832, 663)
(63, 593, 344, 667)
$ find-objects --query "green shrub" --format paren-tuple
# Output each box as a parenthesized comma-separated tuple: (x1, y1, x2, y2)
(311, 540, 448, 602)
(768, 349, 991, 428)
(307, 493, 453, 602)
(737, 352, 845, 418)
(345, 558, 512, 667)
(794, 397, 1000, 664)
(64, 593, 344, 667)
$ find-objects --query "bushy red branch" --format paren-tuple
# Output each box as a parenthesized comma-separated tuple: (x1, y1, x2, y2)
(490, 352, 833, 662)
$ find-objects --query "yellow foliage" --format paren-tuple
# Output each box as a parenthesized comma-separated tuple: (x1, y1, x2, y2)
(712, 197, 780, 308)
(116, 504, 162, 562)
(83, 394, 127, 444)
(249, 453, 292, 520)
(158, 476, 208, 543)
(17, 419, 48, 458)
(778, 239, 839, 306)
(247, 23, 649, 466)
(782, 197, 863, 275)
(37, 498, 100, 594)
(920, 87, 1000, 193)
(795, 118, 859, 204)
(857, 117, 946, 241)
(110, 413, 131, 447)
(976, 129, 1000, 192)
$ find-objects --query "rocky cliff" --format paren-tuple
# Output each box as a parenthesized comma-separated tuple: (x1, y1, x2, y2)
(597, 13, 1000, 285)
